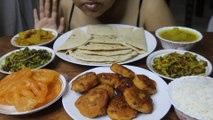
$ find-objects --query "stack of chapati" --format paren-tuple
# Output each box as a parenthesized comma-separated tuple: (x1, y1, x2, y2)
(58, 25, 147, 63)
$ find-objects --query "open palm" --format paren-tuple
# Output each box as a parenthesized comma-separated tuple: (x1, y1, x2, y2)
(34, 0, 64, 33)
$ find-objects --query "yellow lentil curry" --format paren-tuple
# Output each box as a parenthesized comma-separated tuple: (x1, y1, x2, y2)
(159, 28, 199, 42)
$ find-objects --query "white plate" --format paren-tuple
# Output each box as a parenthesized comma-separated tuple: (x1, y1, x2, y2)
(0, 46, 55, 74)
(62, 65, 171, 120)
(0, 74, 67, 115)
(53, 24, 157, 66)
(146, 49, 213, 80)
(11, 28, 58, 48)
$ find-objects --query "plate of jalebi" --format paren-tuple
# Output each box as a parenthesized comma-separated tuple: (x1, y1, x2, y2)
(0, 68, 67, 115)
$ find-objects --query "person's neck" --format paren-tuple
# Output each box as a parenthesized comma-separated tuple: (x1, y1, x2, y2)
(97, 0, 128, 24)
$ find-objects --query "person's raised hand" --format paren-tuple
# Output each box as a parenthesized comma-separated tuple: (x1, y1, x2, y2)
(34, 0, 65, 33)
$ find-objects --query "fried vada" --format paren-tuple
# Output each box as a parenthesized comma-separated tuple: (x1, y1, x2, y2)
(75, 88, 109, 118)
(107, 95, 138, 120)
(97, 73, 120, 88)
(71, 72, 99, 93)
(110, 63, 135, 79)
(114, 77, 134, 94)
(123, 86, 153, 113)
(94, 84, 115, 98)
(133, 75, 157, 95)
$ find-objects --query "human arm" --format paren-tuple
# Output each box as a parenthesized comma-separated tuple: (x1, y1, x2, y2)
(33, 0, 65, 33)
(141, 0, 175, 31)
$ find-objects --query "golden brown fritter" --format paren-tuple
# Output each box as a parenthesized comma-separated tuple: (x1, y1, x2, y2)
(123, 86, 153, 113)
(107, 95, 138, 120)
(110, 63, 135, 79)
(95, 84, 115, 98)
(133, 75, 157, 95)
(71, 72, 99, 93)
(114, 77, 135, 94)
(75, 88, 109, 118)
(97, 73, 120, 88)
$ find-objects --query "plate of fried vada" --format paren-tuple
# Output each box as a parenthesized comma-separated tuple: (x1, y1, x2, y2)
(62, 64, 171, 120)
(0, 68, 67, 115)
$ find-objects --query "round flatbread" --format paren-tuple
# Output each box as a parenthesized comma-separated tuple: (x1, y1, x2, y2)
(77, 49, 133, 56)
(67, 50, 138, 63)
(58, 29, 91, 51)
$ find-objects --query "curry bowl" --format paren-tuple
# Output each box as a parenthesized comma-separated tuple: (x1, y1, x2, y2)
(146, 49, 212, 80)
(11, 28, 58, 48)
(155, 26, 202, 50)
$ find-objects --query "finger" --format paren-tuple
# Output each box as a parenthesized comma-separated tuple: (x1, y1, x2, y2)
(57, 17, 65, 34)
(39, 0, 45, 19)
(51, 0, 57, 19)
(44, 0, 51, 17)
(33, 9, 39, 24)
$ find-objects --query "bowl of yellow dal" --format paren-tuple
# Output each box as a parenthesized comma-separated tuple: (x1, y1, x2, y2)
(155, 26, 202, 50)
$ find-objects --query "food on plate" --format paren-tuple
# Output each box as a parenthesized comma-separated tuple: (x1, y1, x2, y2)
(32, 69, 59, 84)
(58, 29, 91, 51)
(107, 95, 138, 120)
(115, 77, 134, 94)
(15, 29, 55, 46)
(123, 86, 153, 113)
(71, 72, 99, 93)
(94, 84, 115, 98)
(78, 43, 129, 50)
(72, 64, 157, 119)
(133, 75, 157, 95)
(57, 25, 147, 63)
(0, 68, 61, 112)
(159, 27, 199, 42)
(67, 49, 138, 63)
(0, 47, 52, 72)
(97, 73, 120, 87)
(152, 52, 207, 78)
(75, 88, 109, 118)
(77, 49, 133, 56)
(169, 76, 213, 120)
(110, 63, 135, 79)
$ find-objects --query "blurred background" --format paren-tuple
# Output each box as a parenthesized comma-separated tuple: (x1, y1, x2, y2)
(168, 0, 212, 31)
(0, 0, 212, 36)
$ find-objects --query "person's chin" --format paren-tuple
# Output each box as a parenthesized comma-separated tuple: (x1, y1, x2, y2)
(84, 11, 103, 18)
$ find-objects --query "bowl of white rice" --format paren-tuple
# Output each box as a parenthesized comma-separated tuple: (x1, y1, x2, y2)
(168, 76, 213, 120)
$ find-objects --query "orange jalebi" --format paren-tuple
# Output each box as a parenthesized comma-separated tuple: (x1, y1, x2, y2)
(0, 68, 61, 112)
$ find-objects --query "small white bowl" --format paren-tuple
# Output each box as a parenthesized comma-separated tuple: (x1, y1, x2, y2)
(168, 76, 213, 120)
(146, 49, 212, 80)
(11, 28, 58, 48)
(155, 26, 203, 50)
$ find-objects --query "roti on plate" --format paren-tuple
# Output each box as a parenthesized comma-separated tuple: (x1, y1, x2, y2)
(57, 25, 147, 63)
(67, 50, 138, 63)
(58, 29, 91, 51)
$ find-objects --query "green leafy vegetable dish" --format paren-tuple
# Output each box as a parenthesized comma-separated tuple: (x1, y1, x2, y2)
(0, 47, 53, 73)
(152, 52, 207, 78)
